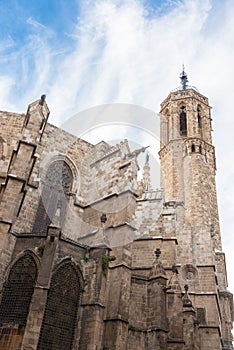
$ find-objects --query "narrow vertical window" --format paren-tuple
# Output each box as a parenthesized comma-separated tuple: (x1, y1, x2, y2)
(197, 106, 202, 129)
(196, 308, 206, 324)
(0, 141, 3, 160)
(33, 161, 72, 234)
(180, 106, 187, 136)
(0, 136, 6, 161)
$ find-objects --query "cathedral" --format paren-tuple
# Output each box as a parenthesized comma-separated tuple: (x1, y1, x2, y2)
(0, 71, 233, 349)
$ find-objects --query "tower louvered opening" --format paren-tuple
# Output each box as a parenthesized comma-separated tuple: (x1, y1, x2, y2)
(179, 106, 187, 136)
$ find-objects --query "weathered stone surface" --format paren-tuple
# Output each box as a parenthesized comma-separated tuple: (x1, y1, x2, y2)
(0, 85, 232, 349)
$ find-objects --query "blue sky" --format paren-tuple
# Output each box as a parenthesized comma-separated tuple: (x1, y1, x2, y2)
(0, 0, 234, 293)
(0, 0, 78, 47)
(0, 0, 80, 107)
(0, 0, 229, 116)
(0, 0, 175, 110)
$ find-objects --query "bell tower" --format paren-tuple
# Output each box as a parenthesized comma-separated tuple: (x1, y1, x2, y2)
(159, 69, 233, 349)
(159, 68, 220, 249)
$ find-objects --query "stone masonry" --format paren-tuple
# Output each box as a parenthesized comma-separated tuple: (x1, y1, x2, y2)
(0, 72, 233, 349)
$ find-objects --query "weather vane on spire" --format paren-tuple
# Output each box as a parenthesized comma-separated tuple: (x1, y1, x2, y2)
(171, 66, 198, 93)
(180, 65, 188, 90)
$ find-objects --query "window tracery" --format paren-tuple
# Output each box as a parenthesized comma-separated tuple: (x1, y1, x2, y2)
(33, 161, 72, 234)
(0, 253, 37, 326)
(37, 262, 81, 350)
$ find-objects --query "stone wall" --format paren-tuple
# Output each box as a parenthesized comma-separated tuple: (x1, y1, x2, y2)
(0, 90, 233, 349)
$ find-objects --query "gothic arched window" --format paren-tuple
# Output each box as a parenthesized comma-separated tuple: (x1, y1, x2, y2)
(37, 262, 81, 350)
(0, 253, 37, 326)
(197, 106, 202, 129)
(33, 161, 72, 234)
(179, 106, 187, 136)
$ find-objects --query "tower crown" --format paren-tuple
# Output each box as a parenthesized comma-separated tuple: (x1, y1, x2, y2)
(172, 67, 199, 93)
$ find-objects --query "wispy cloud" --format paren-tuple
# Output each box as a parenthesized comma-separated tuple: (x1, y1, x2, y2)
(0, 0, 215, 119)
(44, 0, 213, 122)
(26, 17, 49, 31)
(0, 35, 14, 52)
(0, 76, 15, 110)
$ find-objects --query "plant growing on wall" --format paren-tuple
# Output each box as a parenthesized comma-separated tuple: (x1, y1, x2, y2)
(37, 244, 45, 256)
(84, 247, 90, 262)
(102, 255, 110, 275)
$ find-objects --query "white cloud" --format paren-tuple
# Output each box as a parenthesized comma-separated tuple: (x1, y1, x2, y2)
(0, 76, 15, 110)
(42, 0, 213, 123)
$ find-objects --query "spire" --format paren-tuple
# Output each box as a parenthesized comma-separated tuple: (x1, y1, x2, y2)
(150, 248, 166, 278)
(167, 264, 183, 292)
(146, 152, 149, 164)
(180, 65, 188, 90)
(142, 152, 151, 192)
(171, 66, 198, 93)
(182, 284, 193, 307)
